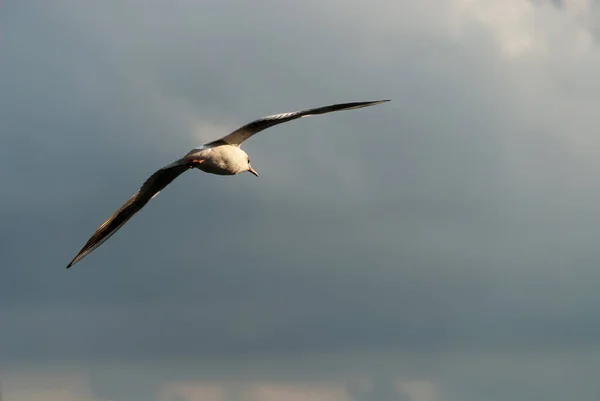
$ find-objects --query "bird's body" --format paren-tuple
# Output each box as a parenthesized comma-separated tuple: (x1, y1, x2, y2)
(185, 145, 252, 176)
(66, 100, 389, 268)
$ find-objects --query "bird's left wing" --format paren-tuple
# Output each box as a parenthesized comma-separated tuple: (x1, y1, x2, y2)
(66, 159, 192, 269)
(204, 100, 390, 147)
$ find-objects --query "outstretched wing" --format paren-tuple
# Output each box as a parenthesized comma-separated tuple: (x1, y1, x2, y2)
(66, 159, 191, 269)
(205, 100, 390, 147)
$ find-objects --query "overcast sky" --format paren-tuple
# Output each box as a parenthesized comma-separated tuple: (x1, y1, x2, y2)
(2, 0, 600, 400)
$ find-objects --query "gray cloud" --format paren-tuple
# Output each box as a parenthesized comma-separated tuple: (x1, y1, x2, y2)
(2, 0, 600, 400)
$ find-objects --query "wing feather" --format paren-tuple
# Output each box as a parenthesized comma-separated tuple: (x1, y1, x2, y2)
(66, 160, 190, 268)
(205, 100, 390, 147)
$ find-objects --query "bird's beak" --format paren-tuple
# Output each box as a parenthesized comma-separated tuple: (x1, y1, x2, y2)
(248, 165, 259, 177)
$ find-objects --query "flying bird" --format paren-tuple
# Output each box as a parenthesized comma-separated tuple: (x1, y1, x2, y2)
(66, 100, 390, 268)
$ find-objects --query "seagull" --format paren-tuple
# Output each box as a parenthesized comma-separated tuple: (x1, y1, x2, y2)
(66, 100, 390, 268)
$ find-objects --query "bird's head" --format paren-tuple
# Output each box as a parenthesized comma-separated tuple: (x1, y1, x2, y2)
(241, 150, 258, 177)
(246, 157, 259, 177)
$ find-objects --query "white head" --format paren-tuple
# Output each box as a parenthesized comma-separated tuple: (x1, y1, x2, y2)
(239, 148, 259, 177)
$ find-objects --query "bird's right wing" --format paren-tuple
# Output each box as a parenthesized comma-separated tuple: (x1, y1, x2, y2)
(204, 100, 390, 147)
(66, 158, 193, 269)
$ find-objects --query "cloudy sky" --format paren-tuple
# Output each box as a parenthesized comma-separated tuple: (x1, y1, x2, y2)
(2, 0, 600, 400)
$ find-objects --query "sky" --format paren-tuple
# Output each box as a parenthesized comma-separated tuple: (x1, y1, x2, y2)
(1, 0, 600, 400)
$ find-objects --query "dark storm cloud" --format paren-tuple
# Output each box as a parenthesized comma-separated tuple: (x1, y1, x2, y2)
(2, 2, 600, 399)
